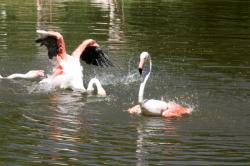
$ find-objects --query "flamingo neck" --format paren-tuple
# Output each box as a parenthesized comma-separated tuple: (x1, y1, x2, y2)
(7, 73, 27, 79)
(87, 78, 106, 96)
(138, 56, 152, 104)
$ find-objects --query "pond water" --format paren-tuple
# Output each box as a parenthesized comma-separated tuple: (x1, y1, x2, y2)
(0, 0, 250, 165)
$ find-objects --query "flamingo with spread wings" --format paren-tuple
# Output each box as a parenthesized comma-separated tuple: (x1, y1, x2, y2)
(36, 30, 113, 91)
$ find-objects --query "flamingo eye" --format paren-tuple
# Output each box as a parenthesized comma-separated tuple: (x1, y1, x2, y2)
(143, 56, 148, 61)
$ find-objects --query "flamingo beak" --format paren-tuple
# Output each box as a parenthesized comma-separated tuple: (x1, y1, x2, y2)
(93, 42, 100, 47)
(138, 59, 145, 75)
(138, 68, 142, 75)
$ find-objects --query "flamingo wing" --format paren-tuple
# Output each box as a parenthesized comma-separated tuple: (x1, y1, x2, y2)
(35, 30, 61, 59)
(80, 46, 113, 67)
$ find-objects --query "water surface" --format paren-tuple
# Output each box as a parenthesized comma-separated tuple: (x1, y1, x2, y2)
(0, 0, 250, 165)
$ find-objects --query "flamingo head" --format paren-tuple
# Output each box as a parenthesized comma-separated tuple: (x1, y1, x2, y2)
(127, 104, 142, 115)
(26, 70, 45, 79)
(138, 52, 150, 75)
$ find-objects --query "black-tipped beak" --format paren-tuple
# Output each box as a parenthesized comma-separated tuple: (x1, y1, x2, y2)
(138, 68, 142, 75)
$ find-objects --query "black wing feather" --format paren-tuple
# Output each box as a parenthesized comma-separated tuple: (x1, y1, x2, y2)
(35, 36, 58, 59)
(80, 46, 114, 67)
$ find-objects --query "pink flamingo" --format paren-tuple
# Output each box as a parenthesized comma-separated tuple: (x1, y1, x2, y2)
(128, 52, 191, 118)
(36, 30, 113, 91)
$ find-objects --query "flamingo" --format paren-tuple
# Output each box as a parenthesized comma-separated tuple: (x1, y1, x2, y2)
(0, 70, 45, 79)
(87, 78, 106, 97)
(127, 52, 191, 118)
(36, 30, 113, 91)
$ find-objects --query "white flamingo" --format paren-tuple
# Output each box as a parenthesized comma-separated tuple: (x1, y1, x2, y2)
(0, 70, 45, 79)
(128, 52, 191, 118)
(87, 78, 106, 97)
(36, 30, 113, 91)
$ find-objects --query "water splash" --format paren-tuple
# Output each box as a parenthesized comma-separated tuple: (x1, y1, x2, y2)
(27, 77, 58, 94)
(94, 69, 140, 86)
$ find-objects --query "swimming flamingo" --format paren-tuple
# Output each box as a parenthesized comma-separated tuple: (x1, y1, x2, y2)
(36, 30, 113, 91)
(87, 78, 106, 97)
(0, 70, 45, 79)
(127, 52, 191, 118)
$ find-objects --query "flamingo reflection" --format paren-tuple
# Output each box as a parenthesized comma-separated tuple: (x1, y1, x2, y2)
(91, 0, 125, 43)
(135, 118, 178, 165)
(45, 92, 86, 162)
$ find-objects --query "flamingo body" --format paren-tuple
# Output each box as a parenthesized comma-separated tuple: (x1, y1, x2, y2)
(39, 55, 84, 91)
(162, 102, 191, 118)
(141, 99, 168, 116)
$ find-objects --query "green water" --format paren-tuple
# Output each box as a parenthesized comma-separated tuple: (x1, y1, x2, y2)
(0, 0, 250, 165)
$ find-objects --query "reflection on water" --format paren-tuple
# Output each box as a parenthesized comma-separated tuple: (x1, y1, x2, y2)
(135, 118, 178, 166)
(0, 0, 250, 165)
(40, 93, 83, 163)
(36, 0, 52, 30)
(91, 0, 125, 43)
(0, 4, 7, 58)
(20, 92, 86, 164)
